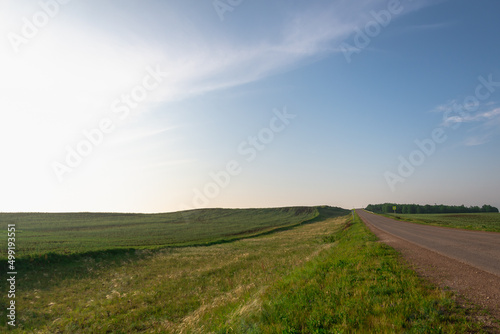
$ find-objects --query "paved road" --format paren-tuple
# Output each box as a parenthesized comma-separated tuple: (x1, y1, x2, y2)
(357, 209, 500, 277)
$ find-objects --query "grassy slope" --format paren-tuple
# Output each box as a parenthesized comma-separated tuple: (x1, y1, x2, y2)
(381, 212, 500, 233)
(0, 208, 484, 332)
(0, 206, 346, 332)
(0, 207, 330, 260)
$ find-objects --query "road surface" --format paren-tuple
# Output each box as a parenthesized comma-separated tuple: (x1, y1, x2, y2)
(357, 209, 500, 277)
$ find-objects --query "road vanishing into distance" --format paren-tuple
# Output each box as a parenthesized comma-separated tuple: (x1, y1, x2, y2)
(357, 209, 500, 277)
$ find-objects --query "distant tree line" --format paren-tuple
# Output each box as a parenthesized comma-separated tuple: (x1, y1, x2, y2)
(365, 203, 499, 214)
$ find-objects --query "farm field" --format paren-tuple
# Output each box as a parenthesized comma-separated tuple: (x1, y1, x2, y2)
(383, 213, 500, 233)
(0, 207, 323, 259)
(0, 207, 484, 332)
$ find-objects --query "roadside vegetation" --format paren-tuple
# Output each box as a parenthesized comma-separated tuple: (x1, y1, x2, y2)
(232, 212, 483, 333)
(0, 207, 486, 332)
(381, 212, 500, 233)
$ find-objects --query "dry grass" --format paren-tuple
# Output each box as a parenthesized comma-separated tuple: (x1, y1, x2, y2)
(10, 215, 344, 332)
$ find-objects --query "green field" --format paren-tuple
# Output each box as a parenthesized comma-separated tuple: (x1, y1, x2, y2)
(0, 206, 324, 260)
(383, 212, 500, 232)
(0, 207, 487, 332)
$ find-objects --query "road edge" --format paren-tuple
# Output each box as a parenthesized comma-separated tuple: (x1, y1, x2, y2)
(359, 210, 500, 332)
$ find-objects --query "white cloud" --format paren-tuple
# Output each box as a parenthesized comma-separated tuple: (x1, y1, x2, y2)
(443, 107, 500, 126)
(434, 101, 500, 146)
(0, 0, 439, 211)
(144, 0, 439, 106)
(465, 109, 500, 146)
(464, 135, 492, 147)
(1, 0, 437, 130)
(107, 126, 180, 147)
(478, 108, 500, 120)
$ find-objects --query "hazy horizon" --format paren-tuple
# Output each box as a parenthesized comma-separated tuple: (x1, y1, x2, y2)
(2, 0, 500, 213)
(2, 202, 500, 215)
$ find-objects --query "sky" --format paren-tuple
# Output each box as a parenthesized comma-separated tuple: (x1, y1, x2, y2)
(1, 0, 499, 213)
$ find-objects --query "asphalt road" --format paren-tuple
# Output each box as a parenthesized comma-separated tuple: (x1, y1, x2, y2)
(357, 209, 500, 277)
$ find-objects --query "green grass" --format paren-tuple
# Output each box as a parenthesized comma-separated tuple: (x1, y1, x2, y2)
(0, 206, 329, 260)
(0, 206, 347, 332)
(0, 208, 486, 332)
(382, 212, 500, 233)
(230, 212, 484, 333)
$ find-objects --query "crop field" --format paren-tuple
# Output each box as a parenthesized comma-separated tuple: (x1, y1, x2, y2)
(385, 212, 500, 232)
(0, 207, 321, 259)
(0, 207, 485, 332)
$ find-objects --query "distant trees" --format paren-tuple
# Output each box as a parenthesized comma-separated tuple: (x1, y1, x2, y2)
(365, 203, 499, 214)
(481, 204, 497, 213)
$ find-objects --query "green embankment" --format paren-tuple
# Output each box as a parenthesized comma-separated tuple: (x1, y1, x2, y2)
(0, 206, 347, 331)
(0, 206, 333, 260)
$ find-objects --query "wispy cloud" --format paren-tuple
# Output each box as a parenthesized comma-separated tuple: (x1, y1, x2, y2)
(464, 134, 492, 147)
(464, 108, 500, 146)
(1, 0, 439, 123)
(0, 0, 439, 170)
(139, 159, 198, 171)
(140, 0, 440, 106)
(442, 107, 500, 126)
(0, 0, 439, 211)
(433, 99, 500, 146)
(108, 126, 181, 147)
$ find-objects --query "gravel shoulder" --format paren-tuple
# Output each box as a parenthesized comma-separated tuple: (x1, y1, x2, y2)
(359, 210, 500, 332)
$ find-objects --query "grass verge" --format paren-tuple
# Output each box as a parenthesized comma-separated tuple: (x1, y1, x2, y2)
(232, 212, 484, 333)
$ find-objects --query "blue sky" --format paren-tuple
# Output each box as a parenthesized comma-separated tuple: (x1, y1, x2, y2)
(1, 0, 499, 213)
